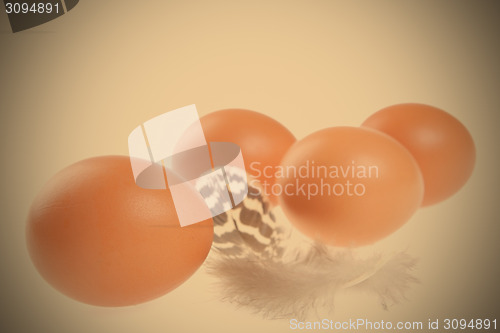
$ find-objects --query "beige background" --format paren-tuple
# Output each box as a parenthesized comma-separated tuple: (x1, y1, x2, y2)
(1, 1, 499, 332)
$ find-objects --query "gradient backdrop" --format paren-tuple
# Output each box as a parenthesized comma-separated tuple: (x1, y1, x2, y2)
(1, 1, 499, 332)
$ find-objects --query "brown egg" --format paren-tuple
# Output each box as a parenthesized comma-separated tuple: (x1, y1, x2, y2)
(362, 103, 476, 206)
(26, 156, 213, 306)
(199, 109, 296, 205)
(278, 127, 424, 247)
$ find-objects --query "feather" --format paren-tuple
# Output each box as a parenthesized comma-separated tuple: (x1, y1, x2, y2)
(212, 181, 287, 260)
(207, 241, 418, 320)
(206, 174, 419, 319)
(348, 251, 419, 310)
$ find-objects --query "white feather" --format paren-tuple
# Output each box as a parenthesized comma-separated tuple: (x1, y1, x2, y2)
(206, 243, 418, 320)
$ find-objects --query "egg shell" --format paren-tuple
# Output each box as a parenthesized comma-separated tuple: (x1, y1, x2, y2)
(26, 156, 213, 306)
(200, 109, 296, 205)
(362, 103, 476, 206)
(278, 126, 424, 247)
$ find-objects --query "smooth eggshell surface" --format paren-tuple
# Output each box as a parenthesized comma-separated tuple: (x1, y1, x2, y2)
(363, 103, 476, 206)
(278, 127, 424, 247)
(26, 156, 213, 306)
